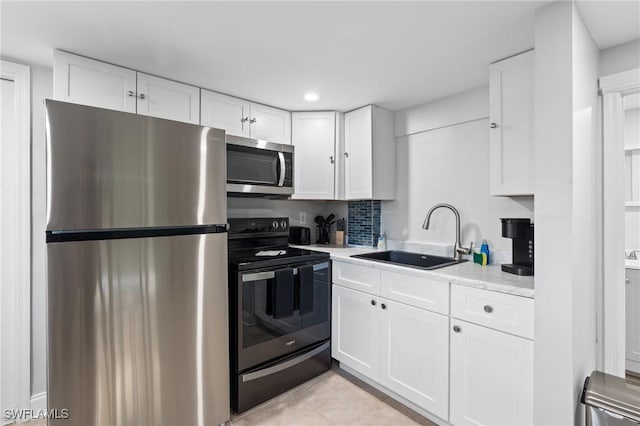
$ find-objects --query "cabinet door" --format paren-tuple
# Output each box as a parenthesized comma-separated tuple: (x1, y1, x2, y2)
(331, 285, 380, 381)
(626, 269, 640, 373)
(450, 320, 533, 426)
(136, 73, 200, 124)
(344, 105, 373, 199)
(379, 299, 449, 420)
(249, 103, 291, 144)
(200, 90, 250, 138)
(291, 112, 336, 199)
(489, 50, 534, 196)
(53, 50, 136, 113)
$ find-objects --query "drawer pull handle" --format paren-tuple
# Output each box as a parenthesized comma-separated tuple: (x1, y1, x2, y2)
(381, 303, 386, 310)
(453, 325, 461, 333)
(371, 300, 376, 306)
(483, 305, 494, 313)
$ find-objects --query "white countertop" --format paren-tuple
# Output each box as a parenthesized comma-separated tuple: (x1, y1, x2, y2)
(626, 259, 640, 270)
(295, 244, 535, 299)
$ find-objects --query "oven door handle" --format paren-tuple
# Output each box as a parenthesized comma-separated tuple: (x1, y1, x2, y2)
(277, 152, 286, 187)
(241, 341, 330, 383)
(241, 261, 329, 283)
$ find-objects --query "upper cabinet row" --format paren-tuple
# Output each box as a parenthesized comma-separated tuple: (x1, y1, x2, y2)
(53, 50, 291, 144)
(489, 50, 534, 196)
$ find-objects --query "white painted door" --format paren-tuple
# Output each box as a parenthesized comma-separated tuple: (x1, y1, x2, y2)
(291, 111, 336, 199)
(249, 102, 291, 144)
(450, 320, 533, 426)
(332, 285, 380, 381)
(379, 299, 449, 420)
(200, 90, 251, 137)
(626, 269, 640, 373)
(53, 50, 136, 113)
(136, 73, 200, 124)
(344, 105, 373, 199)
(489, 50, 534, 196)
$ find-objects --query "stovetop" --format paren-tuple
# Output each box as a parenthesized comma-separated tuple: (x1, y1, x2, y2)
(227, 217, 329, 270)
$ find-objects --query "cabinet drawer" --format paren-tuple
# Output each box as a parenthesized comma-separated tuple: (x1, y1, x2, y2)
(332, 261, 380, 295)
(380, 270, 449, 315)
(451, 285, 534, 339)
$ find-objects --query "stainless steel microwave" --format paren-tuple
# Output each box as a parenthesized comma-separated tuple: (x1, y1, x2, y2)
(226, 135, 294, 196)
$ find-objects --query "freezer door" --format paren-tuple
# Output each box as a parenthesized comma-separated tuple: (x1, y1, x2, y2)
(45, 100, 226, 230)
(47, 233, 229, 426)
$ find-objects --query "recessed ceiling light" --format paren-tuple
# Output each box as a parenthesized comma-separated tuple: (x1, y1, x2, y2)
(304, 93, 319, 102)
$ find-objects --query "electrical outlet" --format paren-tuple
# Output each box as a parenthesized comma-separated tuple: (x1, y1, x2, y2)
(299, 212, 307, 224)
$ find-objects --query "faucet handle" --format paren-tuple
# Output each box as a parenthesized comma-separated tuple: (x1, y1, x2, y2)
(457, 241, 473, 255)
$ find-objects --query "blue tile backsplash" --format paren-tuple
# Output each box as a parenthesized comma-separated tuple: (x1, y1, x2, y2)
(347, 200, 381, 247)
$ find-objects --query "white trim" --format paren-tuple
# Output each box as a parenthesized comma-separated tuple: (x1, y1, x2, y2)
(0, 61, 31, 416)
(600, 68, 640, 377)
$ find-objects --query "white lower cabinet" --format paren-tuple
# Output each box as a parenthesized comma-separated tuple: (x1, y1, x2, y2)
(379, 299, 449, 419)
(449, 319, 533, 426)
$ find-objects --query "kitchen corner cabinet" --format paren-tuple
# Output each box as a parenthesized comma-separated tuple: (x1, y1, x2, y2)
(489, 50, 534, 196)
(344, 105, 395, 200)
(53, 50, 200, 124)
(201, 89, 291, 144)
(291, 111, 337, 199)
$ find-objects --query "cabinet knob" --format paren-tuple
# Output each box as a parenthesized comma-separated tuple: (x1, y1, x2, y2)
(127, 90, 136, 97)
(240, 117, 249, 123)
(329, 156, 334, 164)
(249, 118, 257, 124)
(490, 122, 498, 129)
(138, 93, 146, 100)
(344, 152, 349, 158)
(483, 305, 494, 313)
(453, 325, 461, 333)
(380, 303, 386, 310)
(371, 300, 376, 306)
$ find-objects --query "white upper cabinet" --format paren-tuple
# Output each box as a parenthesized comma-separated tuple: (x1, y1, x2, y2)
(54, 51, 199, 124)
(344, 105, 395, 200)
(291, 111, 336, 199)
(489, 50, 534, 196)
(136, 73, 199, 124)
(249, 102, 291, 144)
(200, 91, 291, 144)
(53, 50, 136, 113)
(200, 90, 251, 138)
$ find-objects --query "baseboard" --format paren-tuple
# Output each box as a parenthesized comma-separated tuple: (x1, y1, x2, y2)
(30, 392, 47, 412)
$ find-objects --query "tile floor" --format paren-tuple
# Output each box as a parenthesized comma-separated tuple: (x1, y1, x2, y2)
(230, 367, 435, 426)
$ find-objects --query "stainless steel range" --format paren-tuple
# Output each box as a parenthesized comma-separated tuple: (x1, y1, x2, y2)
(228, 217, 331, 413)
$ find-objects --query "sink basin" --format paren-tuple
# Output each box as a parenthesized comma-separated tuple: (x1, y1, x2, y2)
(351, 250, 467, 270)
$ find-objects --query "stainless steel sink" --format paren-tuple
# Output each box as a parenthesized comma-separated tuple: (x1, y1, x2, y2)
(351, 250, 467, 270)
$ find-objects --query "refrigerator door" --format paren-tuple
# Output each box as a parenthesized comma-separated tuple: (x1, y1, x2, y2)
(47, 233, 229, 426)
(45, 100, 226, 231)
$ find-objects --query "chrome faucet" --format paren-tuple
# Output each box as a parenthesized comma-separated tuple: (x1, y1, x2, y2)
(422, 203, 473, 261)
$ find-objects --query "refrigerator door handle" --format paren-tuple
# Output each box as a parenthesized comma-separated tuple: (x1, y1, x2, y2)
(277, 152, 286, 187)
(241, 341, 329, 383)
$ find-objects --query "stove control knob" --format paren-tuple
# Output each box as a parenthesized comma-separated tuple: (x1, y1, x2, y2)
(272, 221, 279, 230)
(280, 221, 287, 230)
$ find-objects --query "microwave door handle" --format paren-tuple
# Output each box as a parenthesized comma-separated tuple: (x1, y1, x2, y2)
(277, 152, 286, 187)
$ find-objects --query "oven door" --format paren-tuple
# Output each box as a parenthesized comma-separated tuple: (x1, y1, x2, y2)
(236, 260, 330, 371)
(226, 137, 293, 196)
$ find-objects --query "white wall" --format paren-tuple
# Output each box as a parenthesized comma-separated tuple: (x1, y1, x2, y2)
(532, 2, 599, 424)
(625, 107, 640, 251)
(385, 86, 534, 262)
(30, 65, 51, 404)
(599, 39, 640, 77)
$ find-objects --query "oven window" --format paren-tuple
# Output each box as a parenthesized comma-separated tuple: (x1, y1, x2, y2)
(227, 145, 279, 186)
(300, 266, 330, 330)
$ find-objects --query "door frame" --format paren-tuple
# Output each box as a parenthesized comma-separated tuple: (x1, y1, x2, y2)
(0, 60, 31, 420)
(600, 68, 639, 377)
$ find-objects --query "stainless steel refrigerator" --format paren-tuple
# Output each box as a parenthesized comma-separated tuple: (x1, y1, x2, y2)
(45, 100, 230, 426)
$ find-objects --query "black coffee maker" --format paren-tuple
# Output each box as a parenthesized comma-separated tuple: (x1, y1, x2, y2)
(500, 218, 534, 276)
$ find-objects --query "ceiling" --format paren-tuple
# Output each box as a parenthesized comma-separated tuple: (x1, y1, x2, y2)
(1, 1, 638, 112)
